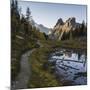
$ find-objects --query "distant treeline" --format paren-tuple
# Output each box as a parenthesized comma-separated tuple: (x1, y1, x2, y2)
(61, 22, 87, 40)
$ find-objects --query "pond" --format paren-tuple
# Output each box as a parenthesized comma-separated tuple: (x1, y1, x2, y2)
(49, 49, 87, 86)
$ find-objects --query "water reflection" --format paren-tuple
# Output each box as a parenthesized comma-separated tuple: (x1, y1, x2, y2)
(49, 49, 87, 85)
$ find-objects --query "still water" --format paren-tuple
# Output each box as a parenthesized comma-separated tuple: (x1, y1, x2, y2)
(49, 49, 87, 85)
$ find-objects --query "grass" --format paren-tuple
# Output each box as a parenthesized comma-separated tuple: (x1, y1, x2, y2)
(28, 46, 61, 88)
(11, 36, 87, 87)
(11, 36, 24, 81)
(11, 36, 38, 81)
(55, 40, 87, 50)
(27, 39, 87, 88)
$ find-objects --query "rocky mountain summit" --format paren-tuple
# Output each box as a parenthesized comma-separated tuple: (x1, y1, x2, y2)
(49, 17, 86, 40)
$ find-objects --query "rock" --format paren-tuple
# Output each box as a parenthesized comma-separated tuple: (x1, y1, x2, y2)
(55, 18, 64, 27)
(49, 17, 82, 40)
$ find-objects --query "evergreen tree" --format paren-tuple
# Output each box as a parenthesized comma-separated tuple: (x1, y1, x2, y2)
(24, 7, 32, 38)
(43, 32, 48, 40)
(11, 0, 21, 39)
(26, 7, 31, 22)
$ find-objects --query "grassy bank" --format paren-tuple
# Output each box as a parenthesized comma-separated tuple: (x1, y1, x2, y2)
(55, 40, 87, 50)
(28, 39, 87, 88)
(28, 46, 61, 88)
(40, 39, 87, 50)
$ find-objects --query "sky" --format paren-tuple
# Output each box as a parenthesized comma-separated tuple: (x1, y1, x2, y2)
(18, 1, 87, 28)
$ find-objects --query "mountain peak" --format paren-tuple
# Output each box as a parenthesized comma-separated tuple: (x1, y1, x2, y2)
(49, 17, 82, 40)
(65, 17, 76, 26)
(55, 18, 64, 27)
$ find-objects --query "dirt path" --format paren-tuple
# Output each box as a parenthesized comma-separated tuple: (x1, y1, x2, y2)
(11, 49, 35, 90)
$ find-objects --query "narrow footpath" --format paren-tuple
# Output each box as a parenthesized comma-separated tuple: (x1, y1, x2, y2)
(11, 49, 35, 90)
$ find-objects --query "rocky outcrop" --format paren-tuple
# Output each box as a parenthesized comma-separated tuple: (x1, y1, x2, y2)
(49, 17, 82, 40)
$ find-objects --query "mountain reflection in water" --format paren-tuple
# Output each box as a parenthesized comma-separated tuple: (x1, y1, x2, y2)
(49, 49, 87, 85)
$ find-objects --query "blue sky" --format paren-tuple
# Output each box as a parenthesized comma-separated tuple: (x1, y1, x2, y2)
(18, 1, 87, 28)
